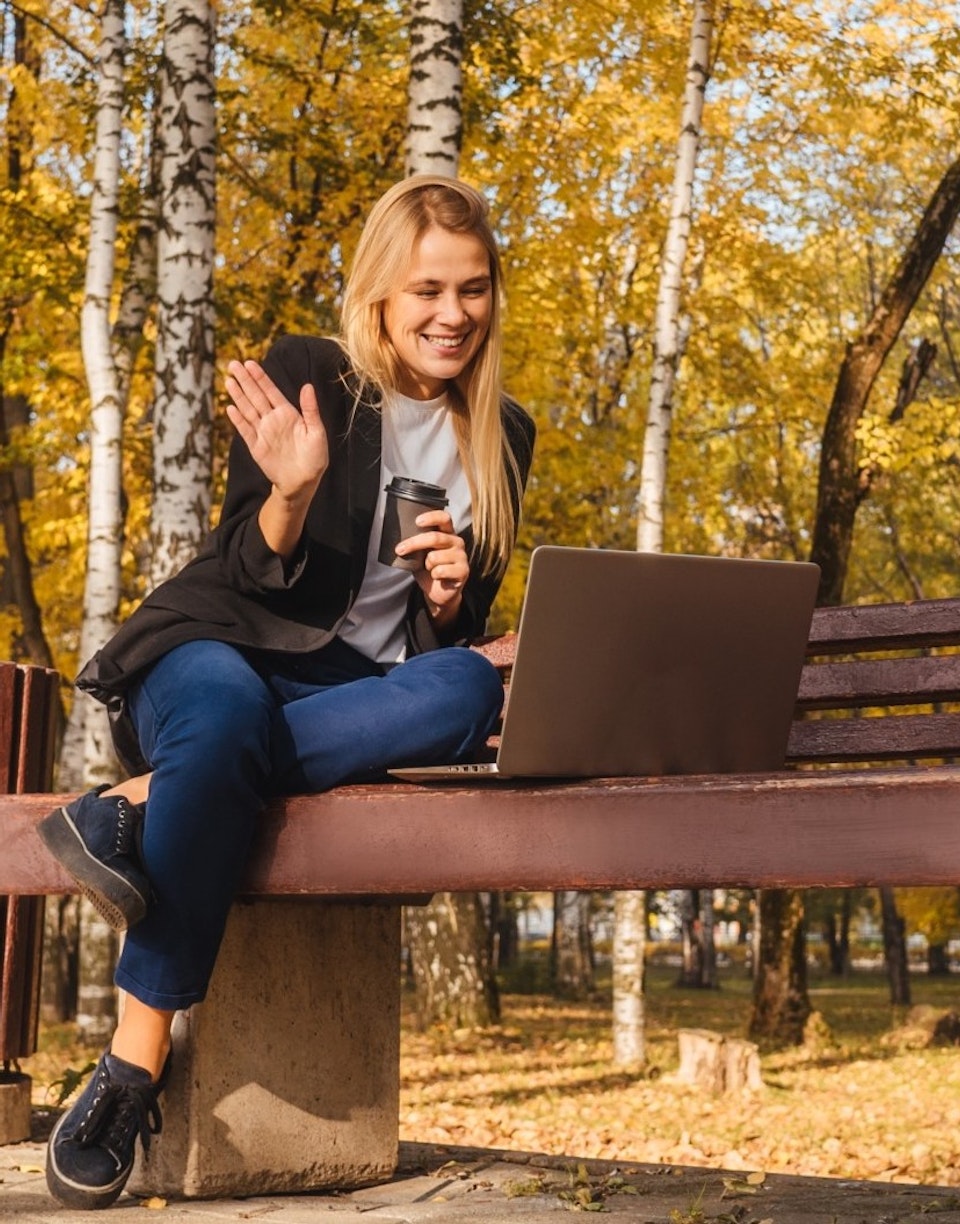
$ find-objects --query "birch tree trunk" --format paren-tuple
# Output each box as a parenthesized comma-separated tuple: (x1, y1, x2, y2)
(635, 0, 713, 554)
(76, 898, 119, 1045)
(615, 0, 714, 1068)
(399, 0, 499, 1028)
(114, 118, 161, 410)
(58, 0, 129, 1040)
(151, 0, 216, 586)
(405, 0, 463, 177)
(404, 894, 499, 1030)
(550, 892, 595, 999)
(59, 0, 128, 792)
(612, 890, 646, 1067)
(60, 48, 161, 789)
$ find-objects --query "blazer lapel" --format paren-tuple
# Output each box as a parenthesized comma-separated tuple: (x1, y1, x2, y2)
(347, 388, 383, 594)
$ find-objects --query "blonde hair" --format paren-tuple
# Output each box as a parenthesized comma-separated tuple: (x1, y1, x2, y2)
(339, 175, 521, 577)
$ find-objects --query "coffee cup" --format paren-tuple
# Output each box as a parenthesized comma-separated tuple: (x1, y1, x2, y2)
(378, 477, 449, 571)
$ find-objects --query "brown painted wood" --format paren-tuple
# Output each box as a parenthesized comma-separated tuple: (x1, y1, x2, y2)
(787, 712, 960, 762)
(4, 766, 960, 896)
(6, 597, 960, 924)
(806, 598, 960, 654)
(1, 665, 58, 1063)
(797, 655, 960, 709)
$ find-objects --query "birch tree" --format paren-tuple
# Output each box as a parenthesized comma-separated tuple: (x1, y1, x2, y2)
(614, 0, 714, 1068)
(60, 0, 127, 791)
(399, 0, 500, 1028)
(612, 890, 646, 1066)
(54, 0, 129, 1043)
(151, 0, 216, 585)
(59, 18, 161, 772)
(635, 0, 713, 554)
(405, 0, 463, 177)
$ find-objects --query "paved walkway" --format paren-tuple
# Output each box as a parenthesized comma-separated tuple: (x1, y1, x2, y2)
(4, 1137, 960, 1222)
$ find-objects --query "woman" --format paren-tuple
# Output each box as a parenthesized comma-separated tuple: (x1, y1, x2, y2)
(38, 175, 535, 1211)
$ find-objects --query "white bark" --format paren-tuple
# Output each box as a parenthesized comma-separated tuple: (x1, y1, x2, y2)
(405, 0, 463, 177)
(114, 122, 160, 408)
(60, 0, 127, 791)
(614, 1, 714, 1067)
(76, 898, 119, 1045)
(612, 890, 646, 1066)
(635, 0, 713, 553)
(404, 0, 494, 1030)
(404, 893, 497, 1028)
(151, 0, 216, 586)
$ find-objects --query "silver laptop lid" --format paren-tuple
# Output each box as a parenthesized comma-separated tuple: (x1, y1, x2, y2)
(496, 547, 819, 778)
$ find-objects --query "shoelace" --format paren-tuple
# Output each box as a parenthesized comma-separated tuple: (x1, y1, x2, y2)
(113, 797, 142, 859)
(75, 1067, 163, 1161)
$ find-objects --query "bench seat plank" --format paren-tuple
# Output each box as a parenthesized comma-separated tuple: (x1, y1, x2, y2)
(3, 765, 960, 896)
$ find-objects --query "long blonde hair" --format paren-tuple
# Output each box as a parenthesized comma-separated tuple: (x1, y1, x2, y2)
(339, 175, 521, 577)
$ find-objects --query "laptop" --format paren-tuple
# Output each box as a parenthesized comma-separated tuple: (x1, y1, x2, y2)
(389, 546, 820, 782)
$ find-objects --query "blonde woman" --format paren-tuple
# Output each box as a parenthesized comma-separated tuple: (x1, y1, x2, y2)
(39, 176, 535, 1210)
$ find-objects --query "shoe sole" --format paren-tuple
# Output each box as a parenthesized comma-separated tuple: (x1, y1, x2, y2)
(45, 1109, 133, 1210)
(38, 807, 147, 932)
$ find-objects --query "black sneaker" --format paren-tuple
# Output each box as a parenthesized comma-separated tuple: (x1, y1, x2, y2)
(38, 786, 150, 930)
(45, 1048, 170, 1210)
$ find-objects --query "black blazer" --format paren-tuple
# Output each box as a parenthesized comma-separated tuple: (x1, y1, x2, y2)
(77, 335, 536, 773)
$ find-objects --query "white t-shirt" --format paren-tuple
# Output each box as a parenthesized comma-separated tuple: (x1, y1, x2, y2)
(338, 389, 472, 665)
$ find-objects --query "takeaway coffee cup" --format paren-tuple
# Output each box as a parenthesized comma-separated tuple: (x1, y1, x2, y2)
(378, 476, 449, 571)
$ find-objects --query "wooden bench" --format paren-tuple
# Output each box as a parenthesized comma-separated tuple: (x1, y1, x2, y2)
(3, 594, 960, 1196)
(0, 663, 59, 1145)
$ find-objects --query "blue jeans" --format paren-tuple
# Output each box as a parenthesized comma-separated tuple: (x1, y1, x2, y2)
(114, 638, 503, 1010)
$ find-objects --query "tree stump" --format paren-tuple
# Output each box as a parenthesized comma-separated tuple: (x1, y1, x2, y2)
(0, 1071, 31, 1144)
(675, 1028, 763, 1094)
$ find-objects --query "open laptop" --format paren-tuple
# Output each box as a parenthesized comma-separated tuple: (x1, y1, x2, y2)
(389, 546, 820, 782)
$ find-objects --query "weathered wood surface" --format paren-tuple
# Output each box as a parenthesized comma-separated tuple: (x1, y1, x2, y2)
(0, 663, 59, 1068)
(5, 764, 960, 897)
(675, 1028, 763, 1094)
(6, 596, 960, 904)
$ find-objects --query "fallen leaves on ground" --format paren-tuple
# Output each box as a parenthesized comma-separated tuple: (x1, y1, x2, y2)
(25, 966, 960, 1189)
(399, 970, 960, 1187)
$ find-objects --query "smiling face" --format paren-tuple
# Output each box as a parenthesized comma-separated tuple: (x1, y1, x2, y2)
(382, 225, 493, 400)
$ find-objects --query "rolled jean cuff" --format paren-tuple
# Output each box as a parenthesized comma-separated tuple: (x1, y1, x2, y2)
(115, 964, 210, 1012)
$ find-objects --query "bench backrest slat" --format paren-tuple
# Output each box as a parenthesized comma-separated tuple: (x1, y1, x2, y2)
(807, 599, 960, 654)
(787, 711, 960, 763)
(476, 596, 960, 769)
(797, 655, 960, 710)
(795, 599, 960, 764)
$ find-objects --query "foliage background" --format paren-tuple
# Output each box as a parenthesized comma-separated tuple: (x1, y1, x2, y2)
(2, 0, 960, 666)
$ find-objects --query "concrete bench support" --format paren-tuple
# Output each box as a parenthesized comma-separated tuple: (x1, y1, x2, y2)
(131, 898, 401, 1199)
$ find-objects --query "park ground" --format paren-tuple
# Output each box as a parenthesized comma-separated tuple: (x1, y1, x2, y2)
(397, 964, 960, 1187)
(23, 964, 960, 1188)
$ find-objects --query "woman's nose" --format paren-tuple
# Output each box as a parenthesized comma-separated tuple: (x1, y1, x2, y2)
(435, 293, 468, 325)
